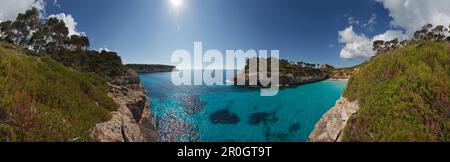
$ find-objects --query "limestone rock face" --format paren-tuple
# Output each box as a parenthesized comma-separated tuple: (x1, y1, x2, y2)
(91, 69, 157, 142)
(308, 97, 359, 142)
(330, 67, 359, 80)
(126, 64, 176, 73)
(233, 72, 329, 88)
(279, 73, 328, 86)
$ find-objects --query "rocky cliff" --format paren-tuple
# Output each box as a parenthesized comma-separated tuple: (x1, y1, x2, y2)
(329, 67, 359, 80)
(307, 97, 359, 142)
(279, 73, 329, 87)
(91, 69, 157, 142)
(126, 64, 176, 73)
(232, 72, 329, 88)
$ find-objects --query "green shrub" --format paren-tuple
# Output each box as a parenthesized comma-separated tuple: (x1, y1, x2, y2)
(0, 42, 117, 142)
(46, 49, 126, 78)
(343, 41, 450, 142)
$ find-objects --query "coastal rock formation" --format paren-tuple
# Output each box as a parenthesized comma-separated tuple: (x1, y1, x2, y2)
(231, 58, 330, 88)
(91, 69, 157, 142)
(279, 73, 328, 87)
(126, 64, 176, 73)
(233, 72, 328, 88)
(308, 97, 359, 142)
(329, 67, 359, 80)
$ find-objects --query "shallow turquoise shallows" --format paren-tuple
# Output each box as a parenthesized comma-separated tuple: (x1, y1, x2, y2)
(139, 71, 346, 142)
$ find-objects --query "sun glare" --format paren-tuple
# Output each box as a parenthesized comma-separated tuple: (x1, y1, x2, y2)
(170, 0, 183, 8)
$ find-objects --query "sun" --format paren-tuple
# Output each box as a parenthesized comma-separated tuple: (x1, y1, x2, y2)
(170, 0, 183, 8)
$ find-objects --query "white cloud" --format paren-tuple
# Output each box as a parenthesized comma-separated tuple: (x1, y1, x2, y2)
(347, 17, 360, 26)
(362, 14, 377, 31)
(48, 13, 81, 36)
(366, 14, 377, 26)
(329, 44, 334, 48)
(0, 0, 45, 22)
(338, 27, 408, 60)
(372, 30, 408, 42)
(346, 14, 377, 31)
(53, 0, 61, 8)
(339, 0, 450, 60)
(376, 0, 450, 35)
(338, 26, 374, 59)
(99, 48, 111, 52)
(0, 0, 85, 38)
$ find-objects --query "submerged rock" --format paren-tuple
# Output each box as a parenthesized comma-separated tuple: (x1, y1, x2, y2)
(263, 128, 289, 141)
(289, 123, 301, 133)
(210, 109, 241, 124)
(248, 112, 278, 126)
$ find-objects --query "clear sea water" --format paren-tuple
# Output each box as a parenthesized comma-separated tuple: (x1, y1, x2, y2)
(139, 70, 346, 142)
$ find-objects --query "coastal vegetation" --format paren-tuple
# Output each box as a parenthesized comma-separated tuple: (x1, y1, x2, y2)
(0, 8, 126, 141)
(342, 24, 450, 142)
(328, 66, 359, 80)
(0, 8, 125, 78)
(235, 58, 350, 87)
(0, 42, 117, 141)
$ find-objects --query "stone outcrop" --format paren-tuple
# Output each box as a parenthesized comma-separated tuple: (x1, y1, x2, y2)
(232, 72, 328, 88)
(279, 73, 328, 87)
(126, 64, 176, 73)
(308, 97, 359, 142)
(330, 67, 359, 80)
(91, 69, 157, 142)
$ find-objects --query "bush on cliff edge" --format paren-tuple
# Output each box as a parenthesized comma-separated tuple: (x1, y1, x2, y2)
(342, 41, 450, 142)
(0, 42, 117, 141)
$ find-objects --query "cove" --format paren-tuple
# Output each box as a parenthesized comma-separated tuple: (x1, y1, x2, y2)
(140, 70, 346, 142)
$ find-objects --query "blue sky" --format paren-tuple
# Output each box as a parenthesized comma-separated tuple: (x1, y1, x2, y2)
(43, 0, 393, 67)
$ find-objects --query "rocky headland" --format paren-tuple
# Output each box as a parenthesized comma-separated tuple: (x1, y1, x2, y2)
(232, 58, 331, 88)
(126, 64, 176, 73)
(233, 71, 329, 88)
(279, 73, 329, 87)
(91, 69, 157, 142)
(307, 97, 359, 142)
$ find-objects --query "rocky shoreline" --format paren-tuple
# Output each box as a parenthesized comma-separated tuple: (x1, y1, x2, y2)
(91, 69, 157, 142)
(307, 97, 359, 142)
(126, 64, 176, 73)
(279, 73, 329, 87)
(232, 73, 329, 88)
(329, 67, 359, 80)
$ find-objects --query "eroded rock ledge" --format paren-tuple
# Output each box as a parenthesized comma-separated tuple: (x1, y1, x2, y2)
(91, 69, 157, 142)
(308, 97, 359, 142)
(232, 73, 329, 88)
(126, 64, 176, 73)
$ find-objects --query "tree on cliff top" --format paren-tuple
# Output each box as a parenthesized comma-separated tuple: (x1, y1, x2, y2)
(373, 24, 450, 54)
(0, 8, 124, 77)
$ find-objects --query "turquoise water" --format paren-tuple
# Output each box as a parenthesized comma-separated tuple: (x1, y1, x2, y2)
(140, 71, 346, 142)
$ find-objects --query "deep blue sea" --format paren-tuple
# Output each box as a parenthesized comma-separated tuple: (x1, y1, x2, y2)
(139, 70, 346, 142)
